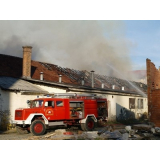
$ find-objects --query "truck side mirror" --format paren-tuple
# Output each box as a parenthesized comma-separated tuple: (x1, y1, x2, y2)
(27, 100, 30, 104)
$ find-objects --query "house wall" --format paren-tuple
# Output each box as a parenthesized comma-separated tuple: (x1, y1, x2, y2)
(35, 84, 66, 95)
(36, 84, 148, 121)
(0, 84, 68, 124)
(0, 89, 37, 122)
(146, 59, 160, 126)
(32, 84, 148, 121)
(106, 94, 148, 121)
(0, 83, 148, 124)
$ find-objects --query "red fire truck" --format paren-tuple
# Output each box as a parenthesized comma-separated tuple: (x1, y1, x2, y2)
(14, 93, 108, 136)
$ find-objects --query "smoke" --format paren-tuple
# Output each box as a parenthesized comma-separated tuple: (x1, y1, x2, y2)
(0, 20, 133, 78)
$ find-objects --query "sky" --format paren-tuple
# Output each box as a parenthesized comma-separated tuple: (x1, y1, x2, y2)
(0, 20, 160, 80)
(124, 20, 160, 70)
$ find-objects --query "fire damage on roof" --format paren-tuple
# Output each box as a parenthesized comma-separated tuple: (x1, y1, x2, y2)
(39, 61, 147, 93)
(0, 53, 147, 96)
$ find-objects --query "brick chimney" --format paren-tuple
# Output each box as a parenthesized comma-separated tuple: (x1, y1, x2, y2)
(22, 46, 32, 78)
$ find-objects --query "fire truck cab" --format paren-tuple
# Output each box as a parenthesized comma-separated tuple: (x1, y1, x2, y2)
(14, 93, 108, 136)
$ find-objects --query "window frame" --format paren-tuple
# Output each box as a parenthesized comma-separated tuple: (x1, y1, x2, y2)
(44, 100, 54, 108)
(129, 98, 136, 109)
(138, 99, 143, 109)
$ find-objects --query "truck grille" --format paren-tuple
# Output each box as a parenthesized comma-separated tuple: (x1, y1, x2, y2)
(15, 111, 22, 118)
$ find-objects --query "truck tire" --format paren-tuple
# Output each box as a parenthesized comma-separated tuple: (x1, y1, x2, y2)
(85, 117, 96, 131)
(30, 120, 46, 136)
(81, 117, 96, 131)
(16, 126, 29, 134)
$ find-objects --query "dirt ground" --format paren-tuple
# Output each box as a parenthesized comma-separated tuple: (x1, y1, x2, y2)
(1, 124, 160, 140)
(0, 125, 125, 140)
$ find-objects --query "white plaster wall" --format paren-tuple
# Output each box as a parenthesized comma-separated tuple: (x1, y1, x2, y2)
(0, 89, 38, 122)
(106, 94, 148, 121)
(36, 84, 66, 95)
(0, 86, 148, 123)
(35, 85, 149, 121)
(0, 85, 68, 122)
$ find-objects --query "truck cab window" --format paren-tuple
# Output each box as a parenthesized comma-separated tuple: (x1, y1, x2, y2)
(44, 101, 54, 107)
(56, 101, 63, 107)
(31, 100, 43, 108)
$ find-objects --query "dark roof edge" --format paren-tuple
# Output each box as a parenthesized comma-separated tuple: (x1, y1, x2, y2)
(68, 88, 146, 97)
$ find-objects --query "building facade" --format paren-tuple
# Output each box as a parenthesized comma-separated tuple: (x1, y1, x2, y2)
(0, 46, 148, 129)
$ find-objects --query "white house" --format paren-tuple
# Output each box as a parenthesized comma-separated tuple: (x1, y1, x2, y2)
(0, 46, 148, 129)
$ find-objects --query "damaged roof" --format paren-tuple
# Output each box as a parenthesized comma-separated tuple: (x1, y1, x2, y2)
(0, 54, 147, 95)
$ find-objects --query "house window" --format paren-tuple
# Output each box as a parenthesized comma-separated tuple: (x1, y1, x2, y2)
(56, 101, 63, 107)
(138, 99, 143, 109)
(129, 98, 135, 109)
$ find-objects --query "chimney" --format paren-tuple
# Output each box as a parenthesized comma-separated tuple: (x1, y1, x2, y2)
(59, 75, 62, 83)
(91, 71, 95, 88)
(22, 46, 32, 78)
(101, 83, 104, 88)
(40, 72, 43, 80)
(122, 86, 124, 90)
(112, 85, 115, 89)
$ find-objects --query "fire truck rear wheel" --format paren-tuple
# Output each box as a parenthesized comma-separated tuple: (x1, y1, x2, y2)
(81, 117, 96, 131)
(30, 120, 46, 136)
(85, 117, 96, 131)
(16, 126, 29, 134)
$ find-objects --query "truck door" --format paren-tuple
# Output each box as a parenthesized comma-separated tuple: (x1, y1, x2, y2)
(43, 100, 55, 120)
(55, 100, 65, 120)
(43, 100, 65, 120)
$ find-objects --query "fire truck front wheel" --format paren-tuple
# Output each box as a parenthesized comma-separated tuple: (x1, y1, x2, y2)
(30, 120, 46, 136)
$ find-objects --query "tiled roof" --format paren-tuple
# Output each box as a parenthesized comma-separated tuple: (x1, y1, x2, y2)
(0, 54, 147, 94)
(0, 54, 22, 78)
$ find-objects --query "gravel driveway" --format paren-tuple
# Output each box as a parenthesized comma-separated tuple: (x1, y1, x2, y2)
(0, 128, 61, 140)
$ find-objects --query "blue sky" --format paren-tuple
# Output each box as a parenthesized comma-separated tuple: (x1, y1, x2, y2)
(124, 20, 160, 70)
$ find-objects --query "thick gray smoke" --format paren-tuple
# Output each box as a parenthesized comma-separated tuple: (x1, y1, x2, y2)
(0, 20, 133, 78)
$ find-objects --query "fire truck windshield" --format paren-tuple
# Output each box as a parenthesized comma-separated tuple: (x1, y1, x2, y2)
(31, 100, 44, 108)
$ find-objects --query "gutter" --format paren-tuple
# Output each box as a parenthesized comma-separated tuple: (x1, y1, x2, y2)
(68, 88, 146, 97)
